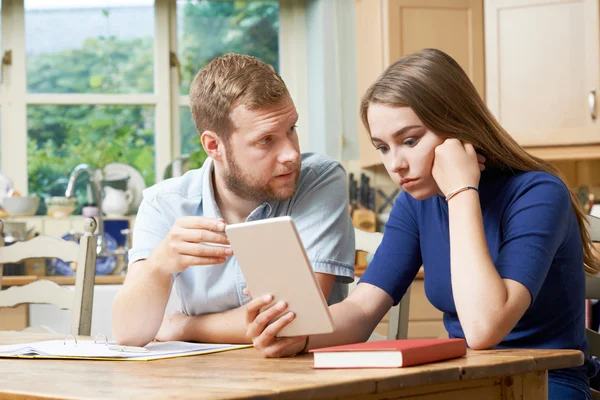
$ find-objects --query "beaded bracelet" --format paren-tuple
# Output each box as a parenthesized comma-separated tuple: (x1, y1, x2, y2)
(299, 336, 310, 354)
(445, 185, 479, 202)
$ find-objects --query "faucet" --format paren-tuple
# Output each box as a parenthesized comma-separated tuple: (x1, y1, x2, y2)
(65, 164, 108, 257)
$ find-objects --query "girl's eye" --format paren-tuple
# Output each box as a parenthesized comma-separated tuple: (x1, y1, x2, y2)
(376, 145, 389, 154)
(403, 137, 419, 147)
(258, 136, 273, 145)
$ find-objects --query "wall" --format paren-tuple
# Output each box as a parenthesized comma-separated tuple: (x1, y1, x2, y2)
(305, 0, 360, 160)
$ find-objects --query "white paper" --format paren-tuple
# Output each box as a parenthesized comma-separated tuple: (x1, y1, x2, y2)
(0, 340, 247, 360)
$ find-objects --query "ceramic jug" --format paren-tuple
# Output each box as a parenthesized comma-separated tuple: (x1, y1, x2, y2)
(102, 186, 133, 217)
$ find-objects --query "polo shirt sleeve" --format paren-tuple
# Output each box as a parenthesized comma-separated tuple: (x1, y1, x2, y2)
(127, 189, 172, 267)
(359, 191, 422, 305)
(290, 163, 355, 284)
(495, 176, 573, 302)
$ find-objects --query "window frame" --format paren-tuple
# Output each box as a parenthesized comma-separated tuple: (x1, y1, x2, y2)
(0, 0, 303, 195)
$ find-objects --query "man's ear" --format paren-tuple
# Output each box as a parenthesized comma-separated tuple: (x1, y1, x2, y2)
(201, 131, 224, 162)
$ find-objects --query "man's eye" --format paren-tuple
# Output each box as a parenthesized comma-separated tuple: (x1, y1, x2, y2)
(258, 136, 273, 145)
(288, 124, 297, 133)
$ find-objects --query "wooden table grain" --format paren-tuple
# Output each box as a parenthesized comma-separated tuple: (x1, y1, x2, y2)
(0, 333, 584, 399)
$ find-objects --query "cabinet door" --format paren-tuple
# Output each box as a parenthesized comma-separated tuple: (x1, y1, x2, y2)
(485, 0, 600, 146)
(356, 0, 484, 168)
(386, 0, 485, 96)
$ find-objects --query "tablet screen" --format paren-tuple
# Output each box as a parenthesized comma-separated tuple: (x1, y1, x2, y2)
(225, 216, 335, 337)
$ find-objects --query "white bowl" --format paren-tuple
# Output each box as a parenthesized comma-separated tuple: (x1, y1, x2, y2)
(2, 195, 40, 216)
(45, 196, 77, 218)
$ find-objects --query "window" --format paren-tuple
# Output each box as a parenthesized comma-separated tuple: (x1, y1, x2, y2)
(26, 2, 154, 94)
(27, 105, 155, 197)
(25, 1, 156, 204)
(176, 0, 279, 154)
(0, 0, 282, 212)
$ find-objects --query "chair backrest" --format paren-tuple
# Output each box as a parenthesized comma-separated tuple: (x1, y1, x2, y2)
(354, 227, 411, 340)
(0, 218, 98, 336)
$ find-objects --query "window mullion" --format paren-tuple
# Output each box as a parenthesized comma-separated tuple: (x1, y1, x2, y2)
(169, 0, 181, 159)
(26, 93, 158, 105)
(154, 0, 174, 183)
(1, 0, 28, 194)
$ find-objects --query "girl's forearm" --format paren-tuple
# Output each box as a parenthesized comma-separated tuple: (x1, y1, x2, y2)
(447, 190, 509, 348)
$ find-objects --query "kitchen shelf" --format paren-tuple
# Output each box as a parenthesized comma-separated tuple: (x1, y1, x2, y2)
(525, 145, 600, 161)
(1, 274, 125, 288)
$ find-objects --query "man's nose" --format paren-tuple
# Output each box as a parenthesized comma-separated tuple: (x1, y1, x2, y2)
(279, 139, 300, 164)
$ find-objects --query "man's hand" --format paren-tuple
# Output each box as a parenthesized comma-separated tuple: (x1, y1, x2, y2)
(148, 216, 233, 276)
(155, 312, 191, 342)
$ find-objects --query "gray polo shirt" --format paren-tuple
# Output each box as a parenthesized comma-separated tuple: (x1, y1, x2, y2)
(129, 152, 355, 315)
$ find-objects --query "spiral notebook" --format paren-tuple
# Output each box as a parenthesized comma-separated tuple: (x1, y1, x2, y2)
(0, 334, 251, 361)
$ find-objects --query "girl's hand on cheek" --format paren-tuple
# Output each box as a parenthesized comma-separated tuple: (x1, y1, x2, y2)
(432, 139, 483, 196)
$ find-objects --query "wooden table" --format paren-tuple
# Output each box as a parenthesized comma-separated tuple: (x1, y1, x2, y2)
(0, 333, 584, 399)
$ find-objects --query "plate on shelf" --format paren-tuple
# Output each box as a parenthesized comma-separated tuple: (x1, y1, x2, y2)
(97, 163, 146, 214)
(49, 232, 118, 276)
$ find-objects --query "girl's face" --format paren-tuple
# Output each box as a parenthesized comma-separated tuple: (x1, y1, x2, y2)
(367, 104, 445, 200)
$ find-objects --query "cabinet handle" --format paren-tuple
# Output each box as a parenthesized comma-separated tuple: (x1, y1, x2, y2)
(590, 88, 597, 121)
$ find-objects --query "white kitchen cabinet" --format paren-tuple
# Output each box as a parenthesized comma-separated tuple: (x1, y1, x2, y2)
(485, 0, 600, 147)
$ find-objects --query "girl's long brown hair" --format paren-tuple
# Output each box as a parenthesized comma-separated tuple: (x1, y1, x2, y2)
(360, 48, 600, 275)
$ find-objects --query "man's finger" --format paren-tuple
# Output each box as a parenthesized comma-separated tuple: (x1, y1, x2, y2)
(179, 255, 227, 267)
(180, 229, 230, 245)
(178, 242, 233, 258)
(178, 216, 226, 232)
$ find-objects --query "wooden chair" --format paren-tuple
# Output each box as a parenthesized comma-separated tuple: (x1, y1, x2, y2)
(354, 228, 411, 341)
(586, 215, 600, 398)
(0, 218, 98, 336)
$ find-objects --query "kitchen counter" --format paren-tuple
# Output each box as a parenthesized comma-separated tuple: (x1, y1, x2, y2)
(355, 266, 424, 280)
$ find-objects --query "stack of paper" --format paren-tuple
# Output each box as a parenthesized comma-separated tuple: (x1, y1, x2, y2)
(0, 340, 250, 361)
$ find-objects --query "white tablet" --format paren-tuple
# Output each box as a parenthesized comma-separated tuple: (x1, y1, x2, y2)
(225, 216, 334, 337)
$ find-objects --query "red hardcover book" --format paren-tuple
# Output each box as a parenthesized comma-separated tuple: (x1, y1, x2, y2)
(310, 339, 466, 369)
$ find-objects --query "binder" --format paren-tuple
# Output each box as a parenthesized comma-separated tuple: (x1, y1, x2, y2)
(0, 333, 251, 361)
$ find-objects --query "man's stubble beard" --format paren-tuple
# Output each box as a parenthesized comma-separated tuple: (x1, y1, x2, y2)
(223, 148, 299, 203)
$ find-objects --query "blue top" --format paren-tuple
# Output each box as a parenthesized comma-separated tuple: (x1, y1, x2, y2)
(129, 153, 355, 315)
(360, 168, 598, 377)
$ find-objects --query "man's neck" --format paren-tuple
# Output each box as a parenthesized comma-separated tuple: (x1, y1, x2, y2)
(212, 166, 261, 225)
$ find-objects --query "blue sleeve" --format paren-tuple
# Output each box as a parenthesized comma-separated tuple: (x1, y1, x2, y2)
(290, 163, 355, 284)
(359, 191, 422, 304)
(127, 190, 171, 267)
(495, 176, 572, 302)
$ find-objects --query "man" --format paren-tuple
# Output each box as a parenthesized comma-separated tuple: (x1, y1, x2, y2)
(112, 54, 355, 346)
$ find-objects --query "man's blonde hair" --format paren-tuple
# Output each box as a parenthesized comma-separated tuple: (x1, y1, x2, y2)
(189, 53, 289, 141)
